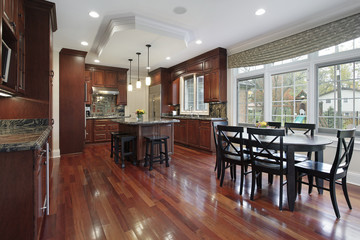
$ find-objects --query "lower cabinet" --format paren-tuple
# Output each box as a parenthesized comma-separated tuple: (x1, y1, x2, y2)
(174, 118, 218, 152)
(86, 119, 119, 143)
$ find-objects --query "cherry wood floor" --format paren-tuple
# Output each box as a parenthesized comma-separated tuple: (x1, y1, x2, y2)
(42, 144, 360, 240)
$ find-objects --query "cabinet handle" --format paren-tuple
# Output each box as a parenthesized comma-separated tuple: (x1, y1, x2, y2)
(50, 70, 54, 78)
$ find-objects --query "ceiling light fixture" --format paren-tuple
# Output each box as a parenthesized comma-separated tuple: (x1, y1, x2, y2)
(173, 6, 187, 15)
(255, 8, 266, 16)
(166, 57, 171, 60)
(128, 59, 133, 92)
(89, 11, 99, 18)
(94, 59, 100, 63)
(196, 40, 202, 45)
(136, 52, 141, 89)
(81, 41, 88, 46)
(145, 44, 151, 86)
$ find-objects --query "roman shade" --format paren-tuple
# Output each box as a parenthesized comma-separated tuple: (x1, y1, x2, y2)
(228, 13, 360, 68)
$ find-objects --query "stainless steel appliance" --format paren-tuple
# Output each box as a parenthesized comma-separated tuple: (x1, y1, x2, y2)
(148, 84, 161, 119)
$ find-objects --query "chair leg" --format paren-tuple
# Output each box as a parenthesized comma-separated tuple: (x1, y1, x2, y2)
(279, 175, 283, 210)
(149, 141, 154, 171)
(240, 165, 244, 195)
(268, 174, 273, 184)
(230, 164, 234, 180)
(120, 138, 125, 168)
(164, 139, 169, 167)
(233, 165, 237, 181)
(257, 172, 262, 189)
(110, 134, 114, 158)
(250, 168, 256, 201)
(330, 180, 341, 219)
(342, 177, 352, 209)
(217, 156, 221, 180)
(308, 175, 313, 194)
(144, 140, 149, 167)
(220, 160, 226, 187)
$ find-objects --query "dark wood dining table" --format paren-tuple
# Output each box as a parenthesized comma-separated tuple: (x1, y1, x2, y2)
(223, 130, 333, 211)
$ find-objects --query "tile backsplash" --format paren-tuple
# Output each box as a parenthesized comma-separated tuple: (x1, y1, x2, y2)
(170, 102, 227, 118)
(90, 95, 124, 117)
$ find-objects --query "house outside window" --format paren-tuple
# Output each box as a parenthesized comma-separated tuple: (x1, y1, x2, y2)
(180, 74, 209, 114)
(318, 61, 360, 130)
(237, 76, 264, 124)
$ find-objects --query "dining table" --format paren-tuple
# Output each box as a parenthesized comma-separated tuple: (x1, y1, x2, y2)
(222, 129, 333, 211)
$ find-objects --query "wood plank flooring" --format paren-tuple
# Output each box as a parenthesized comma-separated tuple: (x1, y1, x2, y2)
(42, 144, 360, 240)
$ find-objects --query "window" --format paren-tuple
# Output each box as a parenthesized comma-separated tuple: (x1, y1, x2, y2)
(237, 76, 264, 124)
(181, 74, 208, 114)
(272, 70, 308, 124)
(318, 37, 360, 56)
(318, 61, 360, 129)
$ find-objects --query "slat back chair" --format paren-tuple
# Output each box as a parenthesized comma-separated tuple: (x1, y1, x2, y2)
(267, 121, 281, 129)
(212, 121, 228, 178)
(295, 129, 355, 218)
(217, 125, 251, 195)
(247, 127, 287, 210)
(285, 122, 315, 136)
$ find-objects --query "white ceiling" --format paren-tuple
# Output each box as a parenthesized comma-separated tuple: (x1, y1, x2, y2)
(52, 0, 360, 76)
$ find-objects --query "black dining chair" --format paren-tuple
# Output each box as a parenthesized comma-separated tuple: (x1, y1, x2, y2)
(217, 125, 251, 195)
(295, 129, 355, 218)
(267, 121, 281, 129)
(247, 127, 287, 210)
(212, 121, 228, 179)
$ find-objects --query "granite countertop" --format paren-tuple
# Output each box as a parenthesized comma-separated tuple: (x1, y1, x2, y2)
(161, 115, 227, 121)
(111, 118, 180, 125)
(87, 115, 128, 120)
(0, 119, 52, 152)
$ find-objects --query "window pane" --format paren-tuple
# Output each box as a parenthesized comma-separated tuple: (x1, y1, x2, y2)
(184, 76, 194, 111)
(340, 63, 354, 80)
(196, 75, 205, 111)
(319, 117, 335, 128)
(272, 88, 282, 101)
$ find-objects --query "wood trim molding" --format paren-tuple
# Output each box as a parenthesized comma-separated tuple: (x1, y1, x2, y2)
(60, 48, 87, 57)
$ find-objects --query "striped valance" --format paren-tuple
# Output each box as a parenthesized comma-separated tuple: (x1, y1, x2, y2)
(228, 13, 360, 68)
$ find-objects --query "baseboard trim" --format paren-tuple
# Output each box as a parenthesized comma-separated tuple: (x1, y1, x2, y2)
(51, 149, 60, 158)
(348, 171, 360, 186)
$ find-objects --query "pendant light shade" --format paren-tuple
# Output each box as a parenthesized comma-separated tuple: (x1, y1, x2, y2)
(145, 44, 151, 86)
(128, 59, 133, 92)
(136, 52, 141, 89)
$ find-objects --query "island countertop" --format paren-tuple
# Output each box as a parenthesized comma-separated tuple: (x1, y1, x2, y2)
(111, 118, 180, 125)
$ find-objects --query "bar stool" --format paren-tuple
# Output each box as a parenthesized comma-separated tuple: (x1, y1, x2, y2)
(144, 135, 169, 171)
(110, 131, 127, 158)
(114, 134, 137, 168)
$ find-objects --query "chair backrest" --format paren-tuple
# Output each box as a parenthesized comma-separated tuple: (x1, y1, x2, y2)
(284, 122, 315, 136)
(247, 127, 286, 170)
(217, 125, 245, 163)
(267, 121, 281, 129)
(331, 129, 356, 175)
(212, 121, 228, 147)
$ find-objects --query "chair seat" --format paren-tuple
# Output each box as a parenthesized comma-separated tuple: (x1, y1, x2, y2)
(295, 160, 344, 176)
(254, 160, 287, 170)
(273, 152, 309, 162)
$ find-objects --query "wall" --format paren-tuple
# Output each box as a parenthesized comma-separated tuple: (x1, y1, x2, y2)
(52, 50, 60, 158)
(125, 78, 148, 119)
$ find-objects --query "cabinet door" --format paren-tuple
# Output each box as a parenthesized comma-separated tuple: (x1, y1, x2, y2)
(171, 78, 180, 105)
(204, 72, 212, 103)
(85, 119, 93, 143)
(17, 0, 25, 93)
(105, 71, 118, 87)
(3, 0, 17, 33)
(199, 121, 212, 151)
(174, 119, 187, 144)
(93, 70, 105, 86)
(85, 70, 92, 104)
(187, 120, 199, 146)
(116, 80, 127, 105)
(204, 71, 219, 102)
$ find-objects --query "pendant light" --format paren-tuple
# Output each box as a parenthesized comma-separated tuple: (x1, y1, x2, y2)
(136, 52, 141, 89)
(145, 44, 151, 86)
(128, 59, 133, 92)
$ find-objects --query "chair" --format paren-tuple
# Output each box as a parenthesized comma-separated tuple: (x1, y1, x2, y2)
(295, 129, 355, 218)
(217, 125, 251, 195)
(212, 121, 228, 179)
(267, 122, 281, 129)
(247, 127, 287, 210)
(144, 135, 170, 171)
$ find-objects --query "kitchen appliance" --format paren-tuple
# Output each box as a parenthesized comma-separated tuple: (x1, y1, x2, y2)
(92, 86, 119, 95)
(85, 106, 90, 117)
(148, 84, 161, 119)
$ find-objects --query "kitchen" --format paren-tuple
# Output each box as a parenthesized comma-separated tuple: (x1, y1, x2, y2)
(1, 0, 360, 239)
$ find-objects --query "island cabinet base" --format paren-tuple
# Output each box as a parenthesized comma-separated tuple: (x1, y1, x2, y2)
(117, 122, 174, 162)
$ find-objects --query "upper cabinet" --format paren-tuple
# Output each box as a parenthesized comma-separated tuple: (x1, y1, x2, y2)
(104, 70, 118, 88)
(84, 70, 92, 105)
(92, 70, 105, 86)
(3, 0, 18, 34)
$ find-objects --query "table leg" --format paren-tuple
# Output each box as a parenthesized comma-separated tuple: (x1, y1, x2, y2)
(286, 146, 296, 212)
(315, 151, 324, 194)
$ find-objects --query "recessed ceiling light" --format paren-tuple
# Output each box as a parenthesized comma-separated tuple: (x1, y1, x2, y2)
(255, 8, 266, 16)
(173, 6, 187, 15)
(196, 40, 202, 45)
(94, 59, 100, 63)
(89, 11, 99, 18)
(166, 57, 171, 60)
(81, 41, 88, 46)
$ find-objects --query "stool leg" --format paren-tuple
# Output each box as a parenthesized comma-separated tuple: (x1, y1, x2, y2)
(114, 136, 119, 164)
(164, 139, 169, 167)
(121, 138, 125, 168)
(159, 140, 163, 164)
(132, 138, 137, 166)
(149, 140, 154, 171)
(110, 134, 114, 158)
(144, 140, 149, 167)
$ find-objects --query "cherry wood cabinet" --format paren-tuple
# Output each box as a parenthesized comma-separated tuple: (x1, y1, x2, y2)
(171, 78, 180, 105)
(199, 120, 212, 151)
(92, 70, 105, 86)
(3, 0, 17, 34)
(84, 70, 92, 105)
(85, 119, 93, 143)
(174, 119, 188, 145)
(92, 119, 119, 143)
(104, 70, 118, 87)
(204, 71, 220, 102)
(187, 119, 199, 146)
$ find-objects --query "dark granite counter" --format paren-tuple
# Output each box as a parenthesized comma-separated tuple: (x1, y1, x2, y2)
(0, 119, 52, 152)
(161, 116, 226, 121)
(87, 115, 126, 120)
(111, 118, 179, 125)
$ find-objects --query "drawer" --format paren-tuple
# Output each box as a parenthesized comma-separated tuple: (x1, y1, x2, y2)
(108, 124, 119, 131)
(94, 133, 107, 142)
(199, 120, 211, 128)
(94, 125, 106, 131)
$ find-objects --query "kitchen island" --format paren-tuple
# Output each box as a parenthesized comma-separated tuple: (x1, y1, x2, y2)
(111, 118, 179, 162)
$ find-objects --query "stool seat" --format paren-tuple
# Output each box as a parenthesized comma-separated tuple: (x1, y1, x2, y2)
(114, 134, 137, 168)
(144, 135, 170, 170)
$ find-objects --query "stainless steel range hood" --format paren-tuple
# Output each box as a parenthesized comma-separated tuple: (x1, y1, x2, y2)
(92, 86, 119, 95)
